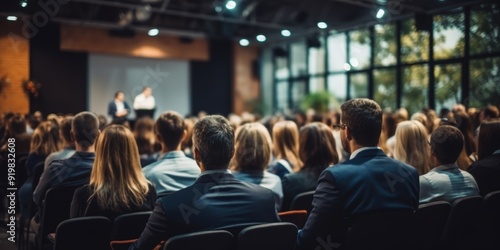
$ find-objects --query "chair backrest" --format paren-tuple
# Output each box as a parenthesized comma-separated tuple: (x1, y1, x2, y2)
(215, 222, 263, 237)
(111, 211, 152, 240)
(163, 230, 234, 250)
(414, 201, 451, 250)
(39, 186, 80, 249)
(441, 195, 483, 246)
(237, 222, 298, 250)
(480, 191, 500, 249)
(289, 191, 315, 214)
(53, 216, 112, 250)
(345, 210, 416, 250)
(278, 210, 308, 229)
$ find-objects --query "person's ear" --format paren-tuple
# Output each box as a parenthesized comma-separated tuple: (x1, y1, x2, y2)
(156, 133, 163, 144)
(345, 127, 353, 141)
(193, 147, 205, 171)
(70, 130, 76, 142)
(181, 129, 187, 141)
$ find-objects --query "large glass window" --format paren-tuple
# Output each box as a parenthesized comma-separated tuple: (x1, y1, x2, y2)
(433, 13, 465, 60)
(327, 32, 347, 72)
(349, 29, 371, 69)
(308, 37, 326, 75)
(276, 81, 289, 111)
(327, 74, 347, 104)
(374, 68, 397, 111)
(470, 57, 500, 108)
(309, 77, 325, 93)
(349, 73, 369, 99)
(291, 80, 307, 110)
(290, 42, 307, 77)
(470, 4, 500, 55)
(275, 56, 289, 80)
(402, 65, 429, 115)
(401, 19, 430, 63)
(434, 64, 462, 112)
(374, 24, 397, 66)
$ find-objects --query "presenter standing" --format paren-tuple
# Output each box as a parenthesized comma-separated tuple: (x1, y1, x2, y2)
(108, 91, 131, 124)
(134, 87, 156, 119)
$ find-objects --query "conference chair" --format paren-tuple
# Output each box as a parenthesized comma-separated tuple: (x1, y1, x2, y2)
(163, 230, 234, 250)
(52, 216, 112, 250)
(237, 222, 298, 250)
(441, 195, 483, 249)
(289, 191, 315, 214)
(278, 210, 308, 229)
(478, 191, 500, 249)
(414, 201, 451, 250)
(110, 211, 152, 250)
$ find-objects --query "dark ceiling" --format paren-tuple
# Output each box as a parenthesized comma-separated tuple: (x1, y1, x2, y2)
(0, 0, 491, 43)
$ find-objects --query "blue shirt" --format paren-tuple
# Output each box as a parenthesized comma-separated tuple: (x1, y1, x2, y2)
(143, 151, 200, 195)
(419, 163, 479, 204)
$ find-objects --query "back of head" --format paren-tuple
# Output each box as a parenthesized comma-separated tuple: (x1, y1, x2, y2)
(72, 112, 100, 150)
(233, 122, 273, 171)
(453, 111, 476, 155)
(135, 117, 155, 138)
(193, 115, 234, 170)
(60, 116, 74, 143)
(299, 122, 339, 168)
(8, 114, 27, 135)
(272, 120, 302, 169)
(341, 98, 383, 147)
(482, 105, 499, 120)
(394, 120, 430, 175)
(477, 119, 500, 160)
(155, 111, 185, 150)
(411, 112, 428, 132)
(430, 125, 464, 165)
(30, 121, 60, 156)
(91, 125, 149, 211)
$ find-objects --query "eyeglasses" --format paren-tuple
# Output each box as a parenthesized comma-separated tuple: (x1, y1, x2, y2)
(332, 124, 347, 131)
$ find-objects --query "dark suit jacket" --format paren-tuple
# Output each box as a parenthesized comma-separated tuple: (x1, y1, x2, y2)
(468, 154, 500, 196)
(130, 171, 280, 250)
(297, 148, 419, 250)
(281, 165, 325, 211)
(107, 100, 131, 122)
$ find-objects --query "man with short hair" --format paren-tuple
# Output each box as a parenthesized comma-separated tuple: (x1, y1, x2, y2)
(33, 112, 100, 208)
(133, 87, 156, 119)
(131, 115, 279, 250)
(44, 116, 75, 169)
(108, 91, 131, 124)
(143, 111, 200, 195)
(420, 125, 479, 203)
(297, 98, 419, 250)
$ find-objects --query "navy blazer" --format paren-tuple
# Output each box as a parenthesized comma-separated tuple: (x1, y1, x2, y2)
(130, 172, 280, 250)
(107, 100, 131, 121)
(297, 148, 419, 250)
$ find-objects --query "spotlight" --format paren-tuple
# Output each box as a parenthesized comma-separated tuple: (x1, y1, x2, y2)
(7, 16, 18, 21)
(376, 9, 385, 19)
(148, 28, 159, 36)
(226, 1, 237, 10)
(281, 29, 291, 37)
(256, 34, 266, 42)
(317, 22, 328, 29)
(349, 58, 359, 67)
(239, 38, 249, 46)
(343, 63, 351, 71)
(20, 0, 27, 7)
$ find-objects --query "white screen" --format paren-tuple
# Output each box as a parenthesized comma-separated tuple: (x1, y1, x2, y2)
(88, 53, 190, 120)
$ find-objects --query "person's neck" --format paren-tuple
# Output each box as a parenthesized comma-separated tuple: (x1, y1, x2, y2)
(349, 141, 367, 153)
(115, 99, 122, 103)
(75, 144, 95, 153)
(161, 144, 182, 154)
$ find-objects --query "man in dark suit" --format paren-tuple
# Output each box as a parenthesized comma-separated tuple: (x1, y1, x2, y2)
(297, 98, 419, 250)
(130, 115, 280, 250)
(107, 91, 131, 124)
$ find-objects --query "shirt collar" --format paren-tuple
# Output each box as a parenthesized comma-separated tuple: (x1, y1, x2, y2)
(159, 150, 185, 159)
(349, 147, 381, 160)
(199, 169, 231, 177)
(431, 163, 458, 172)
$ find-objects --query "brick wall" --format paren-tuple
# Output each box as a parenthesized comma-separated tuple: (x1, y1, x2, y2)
(0, 20, 29, 114)
(233, 44, 261, 115)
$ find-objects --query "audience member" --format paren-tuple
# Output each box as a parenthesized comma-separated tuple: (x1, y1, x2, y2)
(468, 119, 500, 196)
(422, 107, 438, 134)
(268, 121, 302, 178)
(281, 122, 339, 211)
(297, 99, 419, 250)
(44, 116, 75, 169)
(142, 111, 200, 195)
(108, 91, 131, 125)
(232, 122, 283, 210)
(71, 125, 156, 220)
(1, 114, 32, 153)
(181, 117, 197, 159)
(453, 111, 477, 159)
(411, 112, 429, 133)
(386, 107, 409, 155)
(133, 117, 160, 167)
(97, 114, 108, 131)
(419, 125, 479, 203)
(130, 115, 279, 250)
(393, 120, 430, 175)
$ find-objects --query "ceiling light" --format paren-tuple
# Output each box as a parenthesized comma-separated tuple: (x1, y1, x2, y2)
(226, 1, 237, 10)
(344, 63, 351, 71)
(376, 9, 385, 19)
(317, 22, 328, 29)
(256, 35, 266, 42)
(349, 58, 359, 67)
(20, 0, 27, 7)
(7, 16, 18, 21)
(148, 28, 159, 36)
(281, 29, 291, 37)
(239, 38, 249, 46)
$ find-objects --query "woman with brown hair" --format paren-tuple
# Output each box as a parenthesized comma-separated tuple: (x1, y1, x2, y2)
(232, 122, 283, 210)
(281, 122, 339, 211)
(71, 125, 156, 220)
(393, 120, 430, 175)
(133, 117, 160, 167)
(268, 121, 303, 179)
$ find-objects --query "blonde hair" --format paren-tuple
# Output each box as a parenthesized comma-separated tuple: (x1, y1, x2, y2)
(272, 121, 303, 172)
(30, 121, 60, 156)
(232, 122, 273, 171)
(90, 125, 150, 211)
(394, 120, 430, 175)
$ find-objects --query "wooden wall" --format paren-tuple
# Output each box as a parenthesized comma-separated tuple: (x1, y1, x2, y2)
(233, 44, 260, 115)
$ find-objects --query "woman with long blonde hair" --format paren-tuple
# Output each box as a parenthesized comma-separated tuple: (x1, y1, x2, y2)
(393, 120, 430, 175)
(268, 121, 303, 178)
(71, 125, 156, 220)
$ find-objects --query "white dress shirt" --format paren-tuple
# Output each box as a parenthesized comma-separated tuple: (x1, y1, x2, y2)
(133, 93, 156, 110)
